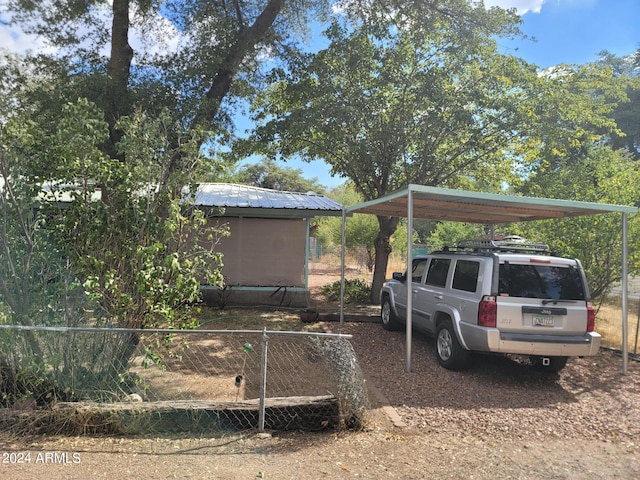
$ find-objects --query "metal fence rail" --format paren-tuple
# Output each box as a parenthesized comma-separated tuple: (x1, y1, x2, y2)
(0, 325, 369, 434)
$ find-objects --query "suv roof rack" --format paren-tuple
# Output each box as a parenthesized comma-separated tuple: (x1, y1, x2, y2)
(456, 239, 550, 253)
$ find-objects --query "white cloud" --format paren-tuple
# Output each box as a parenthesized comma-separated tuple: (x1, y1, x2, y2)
(129, 5, 182, 60)
(482, 0, 546, 15)
(0, 5, 182, 61)
(0, 13, 50, 56)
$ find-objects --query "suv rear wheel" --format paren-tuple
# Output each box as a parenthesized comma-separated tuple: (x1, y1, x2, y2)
(435, 320, 470, 370)
(381, 297, 402, 331)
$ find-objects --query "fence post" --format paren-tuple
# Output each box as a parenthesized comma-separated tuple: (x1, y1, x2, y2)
(258, 328, 269, 431)
(635, 299, 639, 356)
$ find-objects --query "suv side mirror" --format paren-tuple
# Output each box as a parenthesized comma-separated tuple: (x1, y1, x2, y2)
(392, 272, 405, 282)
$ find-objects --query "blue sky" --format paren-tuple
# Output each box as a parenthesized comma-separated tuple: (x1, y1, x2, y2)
(492, 0, 639, 68)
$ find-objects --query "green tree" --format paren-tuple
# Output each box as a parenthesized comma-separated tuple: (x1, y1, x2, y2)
(516, 145, 640, 300)
(2, 0, 337, 171)
(0, 99, 226, 400)
(234, 158, 325, 192)
(47, 103, 226, 330)
(313, 186, 378, 270)
(597, 50, 640, 159)
(240, 6, 623, 302)
(512, 62, 626, 179)
(5, 0, 514, 159)
(425, 222, 487, 251)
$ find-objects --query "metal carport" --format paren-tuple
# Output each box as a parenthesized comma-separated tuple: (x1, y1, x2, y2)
(340, 184, 638, 374)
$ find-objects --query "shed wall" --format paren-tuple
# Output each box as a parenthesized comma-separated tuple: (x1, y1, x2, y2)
(212, 217, 306, 287)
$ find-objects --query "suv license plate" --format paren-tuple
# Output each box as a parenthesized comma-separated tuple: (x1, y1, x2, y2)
(533, 315, 554, 327)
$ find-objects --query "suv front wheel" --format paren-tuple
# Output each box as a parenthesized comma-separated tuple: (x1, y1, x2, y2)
(435, 320, 470, 370)
(381, 297, 402, 331)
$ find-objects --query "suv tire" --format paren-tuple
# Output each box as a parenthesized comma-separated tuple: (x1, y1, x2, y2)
(435, 320, 470, 370)
(381, 297, 402, 331)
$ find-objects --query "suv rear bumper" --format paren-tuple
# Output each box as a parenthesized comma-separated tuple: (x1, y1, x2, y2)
(476, 328, 601, 357)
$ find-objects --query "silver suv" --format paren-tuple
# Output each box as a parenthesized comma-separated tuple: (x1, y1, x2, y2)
(380, 240, 601, 372)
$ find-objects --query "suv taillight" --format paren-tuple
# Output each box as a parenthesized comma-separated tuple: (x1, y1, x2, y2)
(587, 304, 595, 332)
(478, 295, 497, 327)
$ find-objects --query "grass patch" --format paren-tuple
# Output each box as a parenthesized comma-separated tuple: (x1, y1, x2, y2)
(194, 307, 326, 332)
(596, 297, 640, 353)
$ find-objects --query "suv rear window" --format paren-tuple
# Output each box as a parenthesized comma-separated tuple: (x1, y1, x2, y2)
(498, 263, 586, 300)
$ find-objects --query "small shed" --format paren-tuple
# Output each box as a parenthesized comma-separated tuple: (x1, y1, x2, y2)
(195, 183, 344, 307)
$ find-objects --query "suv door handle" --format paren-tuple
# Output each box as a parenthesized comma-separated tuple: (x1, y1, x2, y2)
(412, 289, 419, 293)
(434, 294, 443, 300)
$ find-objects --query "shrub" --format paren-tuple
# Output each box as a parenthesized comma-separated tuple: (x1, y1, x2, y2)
(320, 279, 371, 304)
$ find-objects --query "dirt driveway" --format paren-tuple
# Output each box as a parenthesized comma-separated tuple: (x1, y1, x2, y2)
(2, 318, 639, 480)
(1, 420, 637, 480)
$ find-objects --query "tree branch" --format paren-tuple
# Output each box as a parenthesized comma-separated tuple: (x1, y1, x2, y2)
(193, 0, 286, 129)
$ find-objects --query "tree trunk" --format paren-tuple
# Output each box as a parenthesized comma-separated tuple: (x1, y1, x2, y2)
(370, 216, 400, 305)
(105, 0, 133, 148)
(101, 0, 134, 208)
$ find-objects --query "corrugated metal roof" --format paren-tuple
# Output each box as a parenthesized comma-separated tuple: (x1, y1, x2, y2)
(194, 183, 344, 218)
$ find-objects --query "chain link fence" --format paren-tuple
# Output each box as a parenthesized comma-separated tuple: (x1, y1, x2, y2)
(0, 325, 369, 435)
(309, 242, 374, 273)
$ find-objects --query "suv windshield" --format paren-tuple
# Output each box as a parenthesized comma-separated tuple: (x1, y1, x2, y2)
(498, 263, 586, 300)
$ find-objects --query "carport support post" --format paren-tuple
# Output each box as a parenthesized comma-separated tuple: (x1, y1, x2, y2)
(405, 189, 414, 373)
(622, 213, 629, 375)
(340, 208, 346, 324)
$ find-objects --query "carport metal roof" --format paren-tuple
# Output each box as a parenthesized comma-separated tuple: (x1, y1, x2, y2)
(341, 184, 638, 374)
(346, 184, 637, 224)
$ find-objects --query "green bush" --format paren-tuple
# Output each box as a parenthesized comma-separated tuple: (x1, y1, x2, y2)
(320, 279, 371, 304)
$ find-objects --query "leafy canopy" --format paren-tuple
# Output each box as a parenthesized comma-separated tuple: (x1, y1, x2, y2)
(234, 158, 325, 193)
(514, 145, 640, 300)
(238, 4, 628, 301)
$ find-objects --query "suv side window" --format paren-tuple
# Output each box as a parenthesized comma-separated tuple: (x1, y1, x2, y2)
(452, 260, 480, 293)
(425, 258, 451, 287)
(411, 259, 428, 283)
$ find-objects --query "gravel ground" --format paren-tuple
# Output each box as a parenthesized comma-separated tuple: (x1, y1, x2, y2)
(336, 322, 640, 442)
